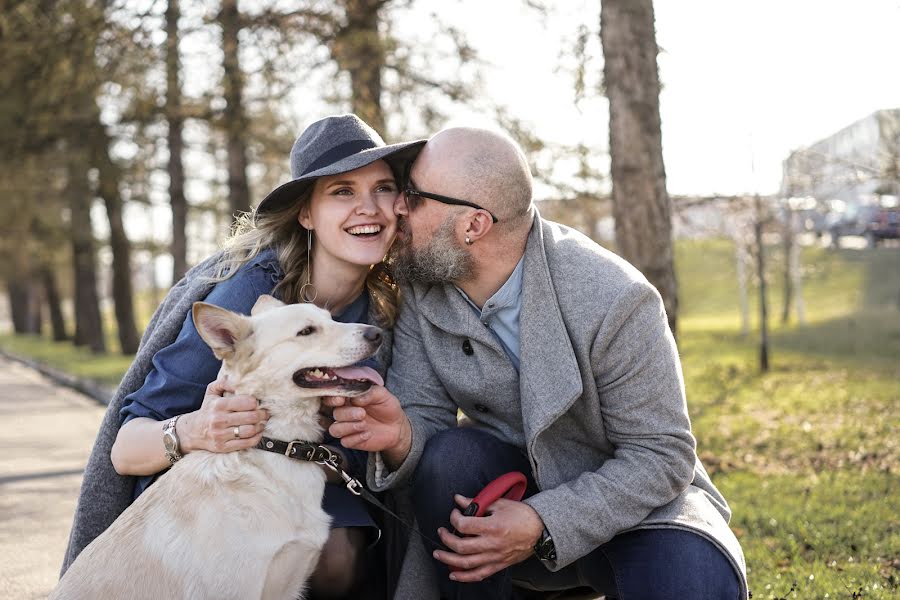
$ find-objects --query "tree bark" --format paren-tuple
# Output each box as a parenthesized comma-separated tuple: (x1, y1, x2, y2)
(7, 278, 42, 335)
(68, 156, 107, 354)
(93, 133, 140, 354)
(166, 0, 188, 282)
(600, 0, 678, 335)
(754, 194, 770, 372)
(220, 0, 252, 218)
(334, 0, 386, 135)
(40, 265, 68, 341)
(781, 205, 794, 325)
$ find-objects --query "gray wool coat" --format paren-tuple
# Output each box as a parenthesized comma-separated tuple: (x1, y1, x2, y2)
(368, 215, 749, 599)
(59, 252, 393, 576)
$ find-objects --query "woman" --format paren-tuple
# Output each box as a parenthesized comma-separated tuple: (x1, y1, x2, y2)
(62, 114, 424, 598)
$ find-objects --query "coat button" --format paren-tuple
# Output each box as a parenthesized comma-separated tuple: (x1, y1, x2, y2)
(474, 403, 489, 413)
(462, 340, 473, 355)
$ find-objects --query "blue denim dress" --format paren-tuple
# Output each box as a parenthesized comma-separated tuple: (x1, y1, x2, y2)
(119, 248, 377, 534)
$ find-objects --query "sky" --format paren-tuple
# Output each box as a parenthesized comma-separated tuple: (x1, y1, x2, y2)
(426, 0, 900, 197)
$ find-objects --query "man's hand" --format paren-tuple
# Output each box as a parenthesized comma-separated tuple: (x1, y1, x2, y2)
(433, 494, 545, 582)
(323, 386, 412, 468)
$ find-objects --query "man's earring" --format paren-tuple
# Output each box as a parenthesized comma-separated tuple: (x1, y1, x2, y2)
(465, 235, 473, 245)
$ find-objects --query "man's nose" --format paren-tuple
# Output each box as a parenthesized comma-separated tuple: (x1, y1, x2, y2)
(394, 193, 409, 216)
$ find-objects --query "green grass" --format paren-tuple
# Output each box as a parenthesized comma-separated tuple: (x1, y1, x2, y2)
(1, 240, 898, 598)
(677, 240, 899, 598)
(0, 332, 133, 385)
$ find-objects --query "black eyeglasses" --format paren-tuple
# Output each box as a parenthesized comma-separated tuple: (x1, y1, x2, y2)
(402, 167, 498, 223)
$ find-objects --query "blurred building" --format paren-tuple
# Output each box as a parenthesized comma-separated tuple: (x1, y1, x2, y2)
(782, 109, 900, 206)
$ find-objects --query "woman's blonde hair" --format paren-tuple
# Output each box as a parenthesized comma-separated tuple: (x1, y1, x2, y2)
(208, 188, 399, 328)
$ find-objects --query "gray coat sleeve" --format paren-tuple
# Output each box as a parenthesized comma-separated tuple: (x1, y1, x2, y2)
(523, 280, 697, 569)
(366, 287, 458, 491)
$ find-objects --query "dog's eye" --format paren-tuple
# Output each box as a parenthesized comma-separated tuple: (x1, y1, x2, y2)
(296, 326, 316, 336)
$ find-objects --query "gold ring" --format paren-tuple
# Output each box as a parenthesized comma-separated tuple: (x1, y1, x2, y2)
(233, 426, 241, 439)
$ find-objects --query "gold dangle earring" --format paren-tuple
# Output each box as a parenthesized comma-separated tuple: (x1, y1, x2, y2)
(300, 228, 317, 303)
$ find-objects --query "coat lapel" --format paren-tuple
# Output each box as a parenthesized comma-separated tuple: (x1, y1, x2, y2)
(518, 217, 583, 442)
(413, 278, 508, 352)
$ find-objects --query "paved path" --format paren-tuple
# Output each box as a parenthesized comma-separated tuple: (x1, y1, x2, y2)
(0, 356, 105, 599)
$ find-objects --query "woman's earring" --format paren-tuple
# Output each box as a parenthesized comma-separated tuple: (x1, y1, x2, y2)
(300, 228, 317, 303)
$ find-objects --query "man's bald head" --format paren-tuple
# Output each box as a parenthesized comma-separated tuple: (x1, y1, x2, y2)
(412, 127, 534, 227)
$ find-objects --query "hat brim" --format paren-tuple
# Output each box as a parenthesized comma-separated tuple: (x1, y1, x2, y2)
(255, 139, 426, 218)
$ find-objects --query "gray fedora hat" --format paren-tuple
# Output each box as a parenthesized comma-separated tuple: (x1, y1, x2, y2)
(255, 114, 426, 217)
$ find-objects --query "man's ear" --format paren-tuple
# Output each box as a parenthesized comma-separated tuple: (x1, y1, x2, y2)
(465, 211, 494, 243)
(192, 302, 251, 360)
(251, 294, 284, 316)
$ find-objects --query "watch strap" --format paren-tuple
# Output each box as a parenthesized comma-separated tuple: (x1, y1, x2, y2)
(163, 415, 183, 464)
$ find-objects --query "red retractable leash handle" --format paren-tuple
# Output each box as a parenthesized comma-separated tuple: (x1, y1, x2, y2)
(448, 471, 527, 535)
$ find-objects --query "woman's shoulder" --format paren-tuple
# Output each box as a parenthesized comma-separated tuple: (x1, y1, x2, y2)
(203, 248, 284, 313)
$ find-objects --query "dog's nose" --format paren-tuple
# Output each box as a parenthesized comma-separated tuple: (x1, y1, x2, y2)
(363, 326, 382, 344)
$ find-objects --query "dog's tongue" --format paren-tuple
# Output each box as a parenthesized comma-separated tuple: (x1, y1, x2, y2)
(333, 366, 384, 386)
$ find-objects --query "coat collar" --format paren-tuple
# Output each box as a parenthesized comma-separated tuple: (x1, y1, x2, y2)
(412, 213, 583, 438)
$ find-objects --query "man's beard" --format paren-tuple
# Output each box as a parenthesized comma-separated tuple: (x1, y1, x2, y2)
(391, 216, 475, 285)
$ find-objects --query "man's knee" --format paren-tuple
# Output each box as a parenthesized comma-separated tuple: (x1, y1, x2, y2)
(309, 527, 365, 599)
(598, 529, 741, 599)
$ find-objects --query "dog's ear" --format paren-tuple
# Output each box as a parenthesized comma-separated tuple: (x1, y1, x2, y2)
(251, 294, 285, 316)
(192, 302, 252, 360)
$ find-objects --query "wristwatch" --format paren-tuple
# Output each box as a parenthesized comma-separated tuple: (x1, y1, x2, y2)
(162, 415, 183, 465)
(533, 527, 556, 562)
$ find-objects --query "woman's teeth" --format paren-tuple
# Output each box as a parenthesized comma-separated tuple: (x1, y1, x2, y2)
(347, 225, 382, 235)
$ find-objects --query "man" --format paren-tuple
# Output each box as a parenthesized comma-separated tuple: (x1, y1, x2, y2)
(326, 127, 748, 599)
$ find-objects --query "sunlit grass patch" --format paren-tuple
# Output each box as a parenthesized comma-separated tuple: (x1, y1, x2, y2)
(0, 333, 131, 385)
(716, 470, 898, 599)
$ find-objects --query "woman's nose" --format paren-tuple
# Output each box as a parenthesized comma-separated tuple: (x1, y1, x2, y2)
(355, 192, 378, 215)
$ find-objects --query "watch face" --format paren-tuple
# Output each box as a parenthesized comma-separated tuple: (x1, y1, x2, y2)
(536, 534, 556, 561)
(163, 431, 176, 453)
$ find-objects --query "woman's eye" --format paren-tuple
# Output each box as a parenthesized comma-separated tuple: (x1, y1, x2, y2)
(333, 188, 353, 196)
(376, 184, 397, 193)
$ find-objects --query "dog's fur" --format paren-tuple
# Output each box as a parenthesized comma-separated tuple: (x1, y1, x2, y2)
(52, 295, 382, 600)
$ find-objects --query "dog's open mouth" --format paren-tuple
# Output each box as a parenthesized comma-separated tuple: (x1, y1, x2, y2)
(293, 365, 384, 393)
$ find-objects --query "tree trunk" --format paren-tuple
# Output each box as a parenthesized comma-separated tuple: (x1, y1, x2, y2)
(735, 238, 750, 336)
(781, 204, 794, 325)
(92, 122, 140, 354)
(69, 157, 106, 354)
(790, 210, 806, 325)
(166, 0, 188, 282)
(754, 194, 769, 372)
(7, 278, 42, 335)
(334, 0, 386, 135)
(220, 0, 252, 218)
(599, 0, 678, 336)
(40, 265, 68, 341)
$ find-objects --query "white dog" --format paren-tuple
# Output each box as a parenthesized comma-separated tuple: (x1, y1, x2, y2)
(52, 295, 383, 600)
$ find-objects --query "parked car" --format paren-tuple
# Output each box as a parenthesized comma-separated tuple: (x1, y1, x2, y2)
(828, 204, 900, 247)
(863, 207, 900, 247)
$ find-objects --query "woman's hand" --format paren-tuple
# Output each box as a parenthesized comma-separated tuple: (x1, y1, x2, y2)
(179, 379, 268, 453)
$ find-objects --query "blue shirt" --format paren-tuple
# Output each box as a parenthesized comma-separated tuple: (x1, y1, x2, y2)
(455, 255, 525, 370)
(120, 248, 372, 497)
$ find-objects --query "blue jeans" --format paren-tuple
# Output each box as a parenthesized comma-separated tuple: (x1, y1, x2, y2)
(410, 428, 741, 600)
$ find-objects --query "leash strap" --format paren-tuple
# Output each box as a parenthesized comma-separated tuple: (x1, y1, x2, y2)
(256, 436, 444, 548)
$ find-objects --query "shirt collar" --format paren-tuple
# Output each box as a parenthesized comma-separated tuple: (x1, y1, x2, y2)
(455, 254, 525, 314)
